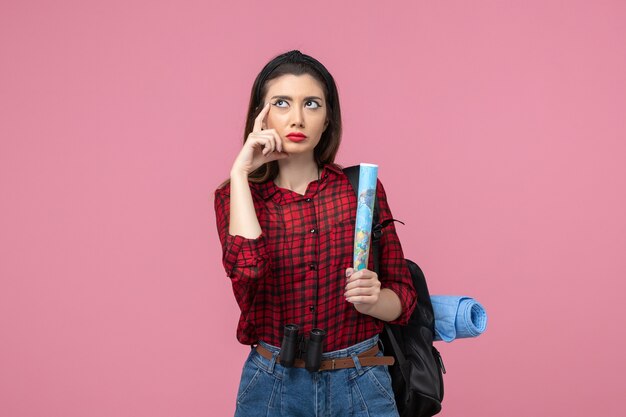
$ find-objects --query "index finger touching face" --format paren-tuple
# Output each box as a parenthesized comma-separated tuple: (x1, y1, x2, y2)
(253, 102, 271, 132)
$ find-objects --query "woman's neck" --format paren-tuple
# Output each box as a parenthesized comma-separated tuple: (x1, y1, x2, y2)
(275, 157, 320, 195)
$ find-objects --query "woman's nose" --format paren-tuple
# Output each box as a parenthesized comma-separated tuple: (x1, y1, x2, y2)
(290, 107, 304, 127)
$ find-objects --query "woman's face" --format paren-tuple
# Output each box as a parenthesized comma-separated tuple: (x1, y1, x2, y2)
(262, 73, 328, 156)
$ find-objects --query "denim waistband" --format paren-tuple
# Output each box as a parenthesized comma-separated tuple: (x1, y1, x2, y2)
(258, 334, 380, 360)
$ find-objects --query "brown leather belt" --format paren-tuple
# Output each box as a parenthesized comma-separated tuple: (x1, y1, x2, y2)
(255, 344, 395, 371)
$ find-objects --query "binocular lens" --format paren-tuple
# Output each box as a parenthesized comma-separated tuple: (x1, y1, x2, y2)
(305, 328, 326, 372)
(279, 324, 299, 367)
(279, 325, 327, 372)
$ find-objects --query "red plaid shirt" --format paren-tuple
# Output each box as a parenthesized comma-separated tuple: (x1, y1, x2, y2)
(214, 163, 416, 351)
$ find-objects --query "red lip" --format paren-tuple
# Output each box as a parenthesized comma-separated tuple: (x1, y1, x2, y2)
(286, 132, 307, 142)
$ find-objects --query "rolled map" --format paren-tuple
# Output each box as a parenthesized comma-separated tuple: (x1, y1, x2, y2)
(353, 163, 378, 271)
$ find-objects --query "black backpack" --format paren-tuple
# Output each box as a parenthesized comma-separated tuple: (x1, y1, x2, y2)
(344, 166, 445, 417)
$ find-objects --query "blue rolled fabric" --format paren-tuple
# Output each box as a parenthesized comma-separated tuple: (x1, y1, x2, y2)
(431, 295, 488, 342)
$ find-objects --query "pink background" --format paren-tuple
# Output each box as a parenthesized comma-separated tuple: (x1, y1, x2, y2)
(1, 1, 625, 416)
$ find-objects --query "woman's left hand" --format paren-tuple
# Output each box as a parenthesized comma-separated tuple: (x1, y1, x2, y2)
(344, 267, 381, 314)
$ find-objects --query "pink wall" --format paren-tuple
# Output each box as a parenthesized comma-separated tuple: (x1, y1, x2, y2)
(1, 1, 625, 416)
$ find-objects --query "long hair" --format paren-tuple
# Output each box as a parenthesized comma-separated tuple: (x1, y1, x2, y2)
(220, 50, 342, 188)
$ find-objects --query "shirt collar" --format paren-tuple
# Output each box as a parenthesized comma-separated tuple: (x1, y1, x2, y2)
(252, 163, 344, 201)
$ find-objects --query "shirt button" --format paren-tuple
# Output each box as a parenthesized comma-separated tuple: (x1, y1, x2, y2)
(309, 306, 315, 312)
(309, 263, 317, 270)
(305, 198, 312, 202)
(310, 228, 317, 234)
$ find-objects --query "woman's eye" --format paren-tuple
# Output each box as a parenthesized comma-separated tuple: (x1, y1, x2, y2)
(272, 100, 289, 108)
(305, 100, 320, 109)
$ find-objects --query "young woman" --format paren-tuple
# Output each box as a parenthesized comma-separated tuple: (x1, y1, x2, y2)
(214, 50, 416, 417)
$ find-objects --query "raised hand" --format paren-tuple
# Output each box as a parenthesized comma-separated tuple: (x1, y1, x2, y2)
(230, 103, 289, 176)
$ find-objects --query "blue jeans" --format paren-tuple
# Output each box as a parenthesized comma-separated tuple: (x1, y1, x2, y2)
(234, 335, 399, 417)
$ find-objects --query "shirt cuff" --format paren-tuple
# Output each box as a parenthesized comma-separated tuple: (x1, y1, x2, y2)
(383, 282, 417, 326)
(222, 233, 268, 277)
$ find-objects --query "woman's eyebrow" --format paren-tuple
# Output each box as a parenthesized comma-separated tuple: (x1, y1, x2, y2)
(270, 95, 324, 101)
(270, 95, 292, 101)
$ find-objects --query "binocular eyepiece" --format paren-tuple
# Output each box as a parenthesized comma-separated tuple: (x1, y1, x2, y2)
(279, 324, 326, 372)
(305, 328, 326, 372)
(279, 324, 300, 368)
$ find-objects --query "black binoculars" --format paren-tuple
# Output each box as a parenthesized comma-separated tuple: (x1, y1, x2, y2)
(279, 324, 326, 372)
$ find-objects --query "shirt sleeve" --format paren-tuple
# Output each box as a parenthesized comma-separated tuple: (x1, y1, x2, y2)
(375, 178, 417, 325)
(213, 185, 271, 313)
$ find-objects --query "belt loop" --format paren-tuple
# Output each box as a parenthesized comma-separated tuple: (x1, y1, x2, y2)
(378, 338, 385, 354)
(267, 349, 279, 374)
(351, 352, 364, 375)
